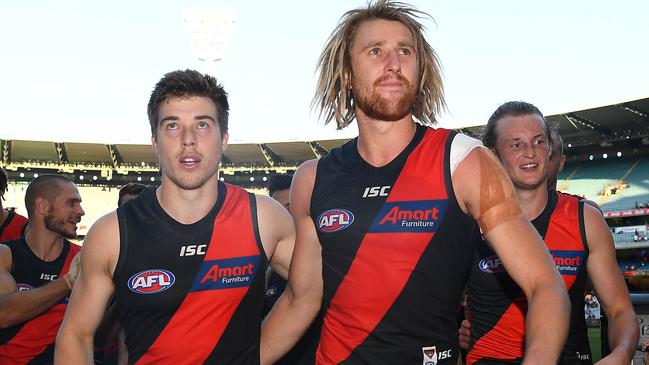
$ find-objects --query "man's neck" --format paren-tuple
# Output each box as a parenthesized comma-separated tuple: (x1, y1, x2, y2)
(24, 226, 64, 261)
(0, 208, 7, 226)
(356, 112, 418, 167)
(515, 183, 549, 221)
(156, 177, 220, 225)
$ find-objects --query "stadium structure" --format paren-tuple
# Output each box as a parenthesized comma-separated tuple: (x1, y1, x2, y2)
(2, 97, 649, 360)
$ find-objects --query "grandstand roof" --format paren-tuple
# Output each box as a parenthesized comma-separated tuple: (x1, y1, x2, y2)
(461, 97, 649, 149)
(2, 97, 648, 178)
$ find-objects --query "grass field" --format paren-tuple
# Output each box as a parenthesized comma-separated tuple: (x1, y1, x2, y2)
(588, 327, 602, 362)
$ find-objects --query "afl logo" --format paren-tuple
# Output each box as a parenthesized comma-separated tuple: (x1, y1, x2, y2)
(478, 255, 506, 274)
(317, 209, 354, 233)
(128, 269, 175, 294)
(16, 283, 33, 292)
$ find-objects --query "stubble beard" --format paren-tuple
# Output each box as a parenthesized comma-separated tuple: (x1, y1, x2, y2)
(353, 74, 417, 122)
(44, 210, 77, 239)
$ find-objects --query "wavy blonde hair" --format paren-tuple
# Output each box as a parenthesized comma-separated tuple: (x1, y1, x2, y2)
(313, 0, 445, 129)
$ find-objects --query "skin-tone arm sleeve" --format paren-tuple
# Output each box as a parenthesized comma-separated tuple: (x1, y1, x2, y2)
(453, 147, 570, 365)
(582, 204, 638, 364)
(260, 159, 323, 365)
(0, 244, 79, 329)
(55, 213, 119, 364)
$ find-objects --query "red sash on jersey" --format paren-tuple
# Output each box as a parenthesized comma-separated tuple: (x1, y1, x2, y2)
(135, 185, 260, 365)
(317, 128, 451, 364)
(0, 243, 79, 365)
(467, 193, 586, 364)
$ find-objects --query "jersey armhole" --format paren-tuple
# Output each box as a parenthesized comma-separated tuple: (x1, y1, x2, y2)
(578, 200, 589, 257)
(248, 193, 269, 264)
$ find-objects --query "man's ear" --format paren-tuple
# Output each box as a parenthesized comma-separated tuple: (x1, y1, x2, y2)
(221, 131, 229, 153)
(559, 154, 566, 173)
(151, 135, 159, 155)
(35, 196, 50, 216)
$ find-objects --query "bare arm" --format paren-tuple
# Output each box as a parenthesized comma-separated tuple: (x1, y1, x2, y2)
(0, 244, 80, 329)
(583, 205, 638, 364)
(55, 212, 119, 364)
(259, 195, 294, 281)
(260, 160, 323, 365)
(453, 148, 570, 365)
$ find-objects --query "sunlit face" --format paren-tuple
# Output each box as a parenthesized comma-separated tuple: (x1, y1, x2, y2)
(152, 96, 228, 191)
(349, 19, 419, 122)
(44, 182, 84, 239)
(547, 140, 566, 191)
(271, 189, 290, 212)
(494, 114, 550, 191)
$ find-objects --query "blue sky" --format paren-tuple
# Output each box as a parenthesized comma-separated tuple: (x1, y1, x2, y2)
(1, 0, 647, 144)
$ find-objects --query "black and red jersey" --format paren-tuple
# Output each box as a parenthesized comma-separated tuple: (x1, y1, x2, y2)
(311, 125, 479, 364)
(467, 190, 591, 365)
(114, 182, 267, 365)
(0, 211, 28, 243)
(0, 237, 79, 365)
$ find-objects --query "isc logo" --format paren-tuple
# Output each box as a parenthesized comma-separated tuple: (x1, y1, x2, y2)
(362, 185, 390, 198)
(128, 269, 175, 294)
(40, 273, 58, 281)
(478, 255, 506, 273)
(317, 209, 354, 233)
(180, 244, 207, 257)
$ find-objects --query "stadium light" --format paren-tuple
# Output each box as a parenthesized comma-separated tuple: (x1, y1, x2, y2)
(219, 177, 224, 182)
(137, 177, 142, 182)
(617, 152, 622, 157)
(603, 153, 608, 159)
(19, 172, 24, 178)
(262, 176, 267, 182)
(250, 177, 255, 182)
(567, 143, 572, 148)
(589, 155, 594, 161)
(93, 176, 98, 181)
(79, 175, 84, 180)
(150, 177, 155, 182)
(182, 8, 237, 77)
(33, 173, 38, 178)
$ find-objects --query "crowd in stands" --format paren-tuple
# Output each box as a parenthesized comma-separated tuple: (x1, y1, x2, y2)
(600, 181, 630, 196)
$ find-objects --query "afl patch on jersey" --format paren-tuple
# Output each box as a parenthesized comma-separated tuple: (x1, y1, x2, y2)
(128, 269, 176, 294)
(317, 209, 354, 233)
(16, 283, 33, 291)
(478, 255, 506, 274)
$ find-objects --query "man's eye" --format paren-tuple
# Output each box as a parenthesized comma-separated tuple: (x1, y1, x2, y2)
(167, 122, 178, 129)
(198, 121, 209, 128)
(399, 48, 411, 55)
(369, 48, 380, 55)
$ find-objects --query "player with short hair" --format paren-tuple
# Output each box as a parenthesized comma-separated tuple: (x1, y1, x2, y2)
(0, 174, 83, 364)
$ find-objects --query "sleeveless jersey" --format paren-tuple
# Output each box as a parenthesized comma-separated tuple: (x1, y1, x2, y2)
(0, 238, 79, 365)
(0, 211, 28, 243)
(467, 190, 591, 365)
(311, 125, 478, 365)
(114, 182, 267, 365)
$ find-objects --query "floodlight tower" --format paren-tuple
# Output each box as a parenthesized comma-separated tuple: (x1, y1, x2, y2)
(182, 8, 237, 77)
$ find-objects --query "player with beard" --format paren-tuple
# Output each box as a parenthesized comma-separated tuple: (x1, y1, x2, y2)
(56, 70, 303, 365)
(0, 174, 83, 364)
(0, 168, 28, 243)
(461, 101, 637, 364)
(260, 2, 569, 364)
